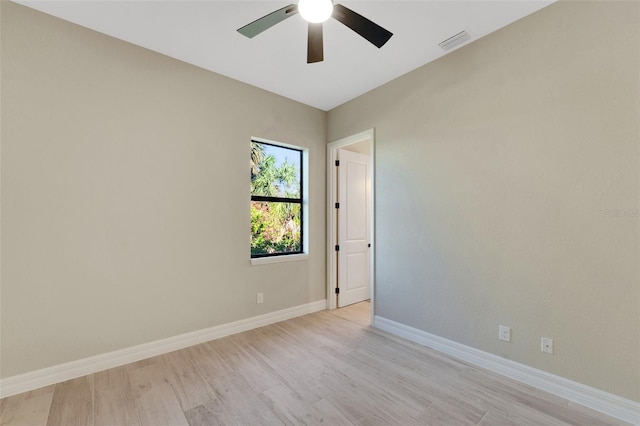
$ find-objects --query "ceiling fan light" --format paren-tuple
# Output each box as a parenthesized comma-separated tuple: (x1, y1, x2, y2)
(298, 0, 333, 23)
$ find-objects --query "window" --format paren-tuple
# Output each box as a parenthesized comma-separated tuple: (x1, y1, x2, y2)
(251, 140, 304, 258)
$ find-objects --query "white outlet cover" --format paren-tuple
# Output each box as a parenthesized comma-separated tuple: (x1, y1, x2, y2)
(541, 337, 553, 354)
(499, 325, 511, 342)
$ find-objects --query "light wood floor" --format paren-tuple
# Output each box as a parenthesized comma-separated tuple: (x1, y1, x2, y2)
(0, 301, 627, 425)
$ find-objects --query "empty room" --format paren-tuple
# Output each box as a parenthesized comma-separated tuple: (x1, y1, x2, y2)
(1, 0, 639, 425)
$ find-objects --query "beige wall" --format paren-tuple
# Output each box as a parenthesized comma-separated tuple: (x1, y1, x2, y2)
(328, 1, 640, 402)
(0, 2, 326, 378)
(341, 140, 370, 156)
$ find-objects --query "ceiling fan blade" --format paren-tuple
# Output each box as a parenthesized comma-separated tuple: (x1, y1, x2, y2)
(307, 23, 324, 63)
(332, 4, 392, 48)
(237, 4, 298, 38)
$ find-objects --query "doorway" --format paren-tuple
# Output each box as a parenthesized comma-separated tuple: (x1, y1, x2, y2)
(326, 129, 374, 323)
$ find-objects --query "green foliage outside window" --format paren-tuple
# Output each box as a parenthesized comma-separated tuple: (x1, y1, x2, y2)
(251, 141, 302, 256)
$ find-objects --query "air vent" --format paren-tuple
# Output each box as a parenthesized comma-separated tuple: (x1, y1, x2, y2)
(439, 30, 471, 50)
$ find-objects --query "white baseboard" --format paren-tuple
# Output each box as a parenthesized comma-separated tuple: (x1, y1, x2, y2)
(373, 315, 640, 425)
(0, 299, 326, 399)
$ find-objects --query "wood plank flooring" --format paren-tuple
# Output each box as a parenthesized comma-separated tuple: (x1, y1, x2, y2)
(0, 301, 628, 425)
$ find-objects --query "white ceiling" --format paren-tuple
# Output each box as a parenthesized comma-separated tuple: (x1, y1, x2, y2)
(16, 0, 554, 111)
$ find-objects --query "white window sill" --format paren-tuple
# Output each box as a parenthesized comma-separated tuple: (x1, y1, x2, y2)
(251, 253, 309, 266)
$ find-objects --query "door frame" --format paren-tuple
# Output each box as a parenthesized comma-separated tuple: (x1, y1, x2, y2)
(326, 129, 375, 323)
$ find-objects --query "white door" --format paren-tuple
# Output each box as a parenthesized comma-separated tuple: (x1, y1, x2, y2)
(337, 149, 370, 307)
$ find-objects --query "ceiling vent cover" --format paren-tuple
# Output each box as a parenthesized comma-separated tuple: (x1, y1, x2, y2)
(439, 30, 471, 50)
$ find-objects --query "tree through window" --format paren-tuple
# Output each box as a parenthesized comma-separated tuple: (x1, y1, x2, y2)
(250, 140, 303, 257)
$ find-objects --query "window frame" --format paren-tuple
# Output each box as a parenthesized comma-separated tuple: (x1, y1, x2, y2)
(250, 138, 307, 260)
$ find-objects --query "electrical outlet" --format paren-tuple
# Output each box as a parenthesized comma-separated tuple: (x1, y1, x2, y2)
(257, 292, 264, 304)
(541, 337, 553, 354)
(499, 325, 511, 342)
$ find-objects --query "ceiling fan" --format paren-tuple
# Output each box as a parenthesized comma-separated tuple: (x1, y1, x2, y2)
(237, 0, 393, 64)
